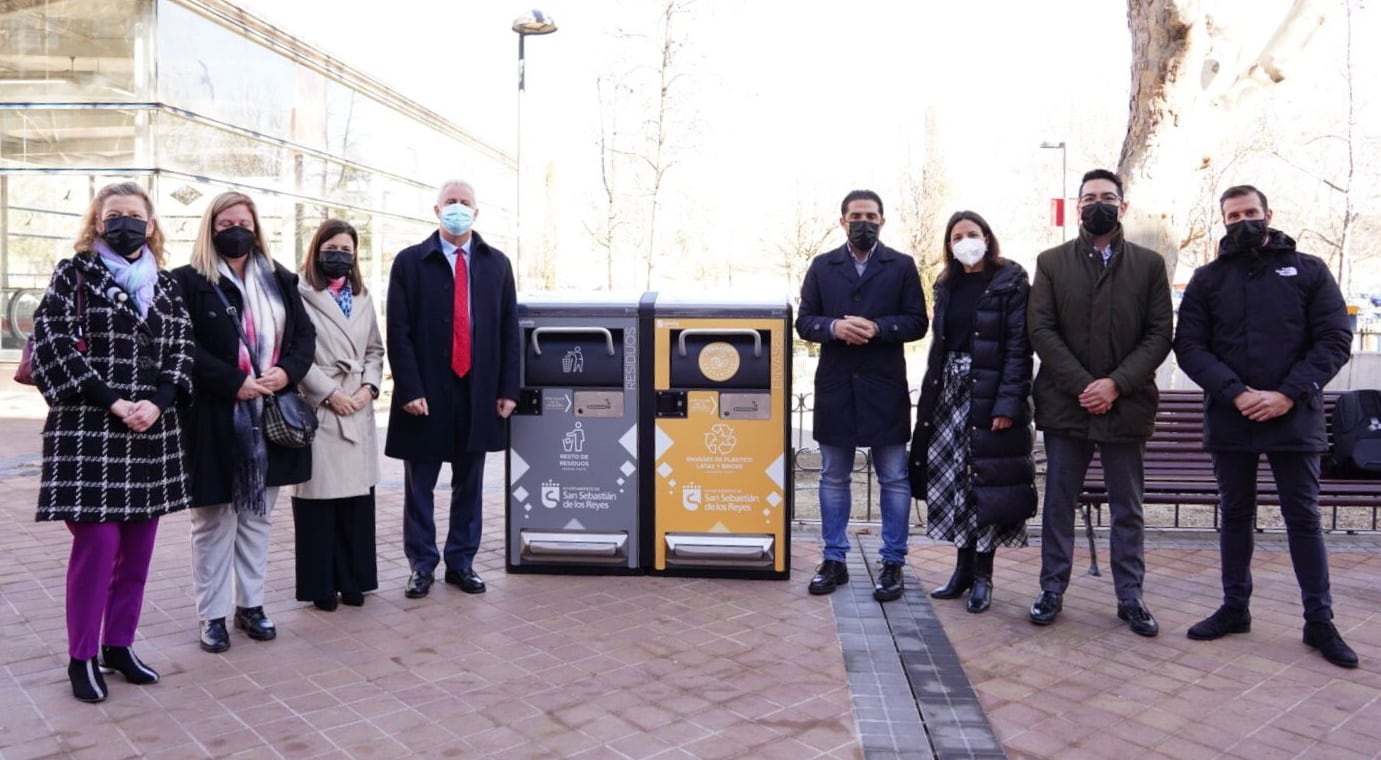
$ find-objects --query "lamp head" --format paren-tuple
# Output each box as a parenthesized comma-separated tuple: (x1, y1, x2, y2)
(513, 10, 558, 35)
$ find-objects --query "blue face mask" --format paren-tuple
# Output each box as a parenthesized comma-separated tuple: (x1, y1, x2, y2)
(439, 203, 475, 236)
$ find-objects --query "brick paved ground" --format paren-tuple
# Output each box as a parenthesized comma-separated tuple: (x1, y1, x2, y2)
(1, 386, 1379, 759)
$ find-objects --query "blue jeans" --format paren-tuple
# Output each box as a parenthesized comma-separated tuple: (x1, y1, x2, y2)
(819, 443, 910, 564)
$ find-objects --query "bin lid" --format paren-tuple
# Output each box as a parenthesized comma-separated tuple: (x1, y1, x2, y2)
(653, 291, 790, 315)
(518, 290, 644, 313)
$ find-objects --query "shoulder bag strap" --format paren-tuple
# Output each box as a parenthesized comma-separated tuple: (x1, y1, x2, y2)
(74, 268, 87, 352)
(209, 279, 262, 378)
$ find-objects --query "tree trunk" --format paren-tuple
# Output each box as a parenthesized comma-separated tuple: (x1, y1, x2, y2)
(1118, 0, 1326, 281)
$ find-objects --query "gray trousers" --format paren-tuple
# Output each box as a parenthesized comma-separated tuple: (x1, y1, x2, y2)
(190, 487, 280, 621)
(1039, 433, 1146, 601)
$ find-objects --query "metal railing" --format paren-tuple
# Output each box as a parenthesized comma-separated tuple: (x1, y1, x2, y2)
(789, 386, 1380, 534)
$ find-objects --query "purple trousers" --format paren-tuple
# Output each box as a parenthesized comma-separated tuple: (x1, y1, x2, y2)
(66, 518, 160, 659)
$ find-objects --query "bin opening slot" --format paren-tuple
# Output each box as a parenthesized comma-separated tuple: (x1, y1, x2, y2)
(667, 329, 772, 390)
(520, 530, 629, 565)
(664, 533, 775, 568)
(524, 326, 626, 388)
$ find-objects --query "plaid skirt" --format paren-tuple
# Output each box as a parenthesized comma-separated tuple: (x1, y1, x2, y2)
(924, 352, 1028, 551)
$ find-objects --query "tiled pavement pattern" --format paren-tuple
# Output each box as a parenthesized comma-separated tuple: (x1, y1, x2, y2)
(832, 544, 1003, 760)
(1, 399, 1381, 758)
(912, 534, 1381, 760)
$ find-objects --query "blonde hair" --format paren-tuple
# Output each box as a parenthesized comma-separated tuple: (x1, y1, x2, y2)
(189, 191, 270, 283)
(73, 182, 166, 266)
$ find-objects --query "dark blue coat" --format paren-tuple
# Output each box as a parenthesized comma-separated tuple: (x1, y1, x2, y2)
(1173, 230, 1352, 453)
(909, 262, 1035, 509)
(796, 243, 928, 447)
(384, 231, 520, 460)
(172, 261, 316, 506)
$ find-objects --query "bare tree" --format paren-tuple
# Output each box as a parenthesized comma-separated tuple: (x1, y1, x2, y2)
(776, 198, 835, 298)
(898, 108, 950, 288)
(1277, 0, 1362, 293)
(640, 0, 693, 289)
(586, 75, 628, 290)
(1118, 0, 1328, 278)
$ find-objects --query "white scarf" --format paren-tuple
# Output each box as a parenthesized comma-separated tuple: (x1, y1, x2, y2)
(217, 253, 285, 376)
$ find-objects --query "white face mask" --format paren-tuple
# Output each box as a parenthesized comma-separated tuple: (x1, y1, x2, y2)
(952, 237, 987, 267)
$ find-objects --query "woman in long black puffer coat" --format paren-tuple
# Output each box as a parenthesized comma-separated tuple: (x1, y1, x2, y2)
(908, 210, 1037, 613)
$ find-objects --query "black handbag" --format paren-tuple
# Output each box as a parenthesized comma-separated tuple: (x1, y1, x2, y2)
(260, 391, 317, 449)
(974, 483, 1038, 529)
(210, 280, 317, 449)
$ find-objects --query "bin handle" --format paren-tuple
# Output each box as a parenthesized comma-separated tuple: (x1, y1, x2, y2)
(530, 326, 616, 357)
(678, 328, 761, 358)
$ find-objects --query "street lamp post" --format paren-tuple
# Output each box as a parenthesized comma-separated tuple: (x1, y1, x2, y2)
(512, 10, 558, 288)
(1040, 141, 1067, 239)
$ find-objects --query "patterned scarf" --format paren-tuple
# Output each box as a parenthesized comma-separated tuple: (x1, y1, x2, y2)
(217, 254, 287, 516)
(328, 276, 352, 318)
(94, 241, 157, 318)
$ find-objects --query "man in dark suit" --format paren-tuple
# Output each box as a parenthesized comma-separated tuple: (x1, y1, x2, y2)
(386, 179, 520, 598)
(796, 189, 928, 602)
(1174, 184, 1356, 668)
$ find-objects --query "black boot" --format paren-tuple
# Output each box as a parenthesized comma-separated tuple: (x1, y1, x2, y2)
(930, 545, 975, 599)
(967, 550, 995, 613)
(68, 657, 108, 703)
(100, 645, 159, 684)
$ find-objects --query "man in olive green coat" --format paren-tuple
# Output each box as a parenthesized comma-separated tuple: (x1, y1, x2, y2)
(1026, 169, 1173, 637)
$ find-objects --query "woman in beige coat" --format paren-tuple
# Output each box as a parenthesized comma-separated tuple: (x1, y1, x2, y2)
(292, 220, 384, 610)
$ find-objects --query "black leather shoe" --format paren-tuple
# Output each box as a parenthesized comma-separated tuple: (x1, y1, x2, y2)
(234, 606, 277, 641)
(808, 560, 849, 595)
(340, 591, 365, 607)
(100, 645, 159, 684)
(445, 568, 487, 594)
(1117, 599, 1160, 637)
(404, 571, 434, 599)
(1304, 621, 1359, 669)
(967, 577, 993, 613)
(1187, 606, 1251, 641)
(1029, 591, 1063, 625)
(873, 561, 905, 602)
(199, 618, 230, 653)
(68, 657, 107, 703)
(313, 596, 338, 612)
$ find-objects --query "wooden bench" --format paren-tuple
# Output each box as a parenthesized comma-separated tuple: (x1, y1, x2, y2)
(1072, 389, 1381, 573)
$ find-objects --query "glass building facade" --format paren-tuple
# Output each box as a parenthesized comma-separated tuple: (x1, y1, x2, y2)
(0, 0, 514, 356)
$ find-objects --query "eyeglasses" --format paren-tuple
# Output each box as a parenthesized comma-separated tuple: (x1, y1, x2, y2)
(1078, 193, 1121, 205)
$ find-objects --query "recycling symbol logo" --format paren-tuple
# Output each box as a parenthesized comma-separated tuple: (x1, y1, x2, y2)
(704, 423, 738, 455)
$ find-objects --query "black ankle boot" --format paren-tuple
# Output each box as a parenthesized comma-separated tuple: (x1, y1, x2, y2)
(967, 550, 995, 613)
(930, 545, 976, 599)
(100, 645, 159, 684)
(68, 657, 108, 703)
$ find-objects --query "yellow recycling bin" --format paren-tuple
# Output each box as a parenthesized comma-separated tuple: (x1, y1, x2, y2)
(644, 295, 792, 579)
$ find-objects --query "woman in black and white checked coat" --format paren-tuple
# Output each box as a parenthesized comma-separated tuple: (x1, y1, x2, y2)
(31, 181, 194, 703)
(908, 211, 1036, 614)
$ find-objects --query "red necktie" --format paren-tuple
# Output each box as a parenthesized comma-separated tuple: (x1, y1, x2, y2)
(452, 251, 471, 377)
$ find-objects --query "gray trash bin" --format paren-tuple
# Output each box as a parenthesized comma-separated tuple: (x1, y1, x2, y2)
(506, 294, 646, 573)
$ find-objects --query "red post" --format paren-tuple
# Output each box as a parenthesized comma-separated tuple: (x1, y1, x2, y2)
(1051, 198, 1065, 227)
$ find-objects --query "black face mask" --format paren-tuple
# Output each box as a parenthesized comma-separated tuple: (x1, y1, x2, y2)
(213, 226, 256, 260)
(103, 216, 148, 258)
(1080, 202, 1120, 236)
(1223, 219, 1268, 252)
(316, 251, 354, 279)
(847, 221, 879, 251)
